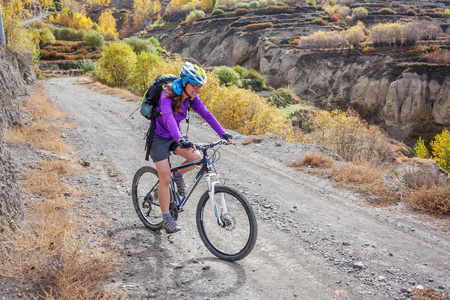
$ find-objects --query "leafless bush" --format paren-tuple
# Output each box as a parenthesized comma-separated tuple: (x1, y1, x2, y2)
(403, 167, 448, 189)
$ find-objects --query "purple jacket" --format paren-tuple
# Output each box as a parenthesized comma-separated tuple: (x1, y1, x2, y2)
(153, 91, 226, 142)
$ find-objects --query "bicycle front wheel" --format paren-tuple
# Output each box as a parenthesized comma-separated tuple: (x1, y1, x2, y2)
(132, 166, 162, 230)
(196, 185, 257, 261)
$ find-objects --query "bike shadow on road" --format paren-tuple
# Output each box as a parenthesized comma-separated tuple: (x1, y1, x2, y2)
(108, 225, 248, 298)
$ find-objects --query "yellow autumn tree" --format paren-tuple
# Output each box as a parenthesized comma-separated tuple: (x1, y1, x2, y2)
(55, 8, 94, 30)
(38, 0, 53, 9)
(200, 0, 215, 12)
(86, 0, 110, 6)
(153, 0, 162, 16)
(98, 10, 118, 35)
(430, 128, 450, 171)
(133, 0, 152, 29)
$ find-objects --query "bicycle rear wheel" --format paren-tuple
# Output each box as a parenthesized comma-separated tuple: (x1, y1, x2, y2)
(196, 185, 257, 261)
(132, 166, 162, 230)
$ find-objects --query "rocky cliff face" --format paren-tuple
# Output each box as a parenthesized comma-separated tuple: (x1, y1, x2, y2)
(151, 15, 449, 141)
(0, 48, 35, 223)
(259, 48, 450, 140)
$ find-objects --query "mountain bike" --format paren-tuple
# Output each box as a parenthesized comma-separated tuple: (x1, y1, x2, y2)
(131, 140, 258, 262)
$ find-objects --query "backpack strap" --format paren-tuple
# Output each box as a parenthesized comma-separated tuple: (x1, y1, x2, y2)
(144, 119, 156, 161)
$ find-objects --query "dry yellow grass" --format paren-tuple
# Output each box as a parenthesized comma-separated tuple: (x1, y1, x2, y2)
(21, 83, 69, 120)
(84, 80, 141, 102)
(4, 121, 72, 155)
(331, 160, 398, 205)
(1, 84, 125, 298)
(20, 159, 87, 198)
(288, 151, 335, 168)
(0, 198, 125, 299)
(3, 84, 74, 155)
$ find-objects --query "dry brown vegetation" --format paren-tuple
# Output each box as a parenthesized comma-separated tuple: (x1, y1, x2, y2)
(241, 135, 266, 145)
(408, 186, 450, 217)
(289, 151, 450, 214)
(20, 159, 88, 198)
(287, 151, 334, 168)
(3, 84, 74, 155)
(4, 121, 72, 155)
(1, 86, 126, 299)
(412, 286, 450, 300)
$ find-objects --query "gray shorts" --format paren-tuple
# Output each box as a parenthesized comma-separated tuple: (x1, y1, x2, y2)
(149, 134, 179, 163)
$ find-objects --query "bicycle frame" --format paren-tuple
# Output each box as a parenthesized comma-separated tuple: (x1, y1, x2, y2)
(157, 141, 229, 226)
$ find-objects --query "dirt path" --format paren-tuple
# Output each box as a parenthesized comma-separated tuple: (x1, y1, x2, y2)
(44, 77, 449, 300)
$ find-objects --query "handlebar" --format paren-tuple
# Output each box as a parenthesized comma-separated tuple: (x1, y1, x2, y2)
(194, 140, 230, 150)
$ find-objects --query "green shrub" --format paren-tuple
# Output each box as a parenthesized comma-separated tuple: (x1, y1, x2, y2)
(212, 66, 242, 87)
(54, 27, 79, 41)
(267, 88, 294, 108)
(217, 5, 228, 10)
(96, 42, 137, 88)
(83, 30, 105, 50)
(123, 37, 156, 53)
(232, 65, 248, 78)
(243, 69, 265, 91)
(39, 28, 56, 46)
(212, 9, 224, 15)
(249, 1, 260, 8)
(186, 10, 205, 25)
(148, 37, 160, 48)
(75, 29, 87, 40)
(29, 21, 54, 31)
(234, 2, 249, 9)
(352, 7, 368, 19)
(102, 31, 118, 41)
(79, 58, 97, 74)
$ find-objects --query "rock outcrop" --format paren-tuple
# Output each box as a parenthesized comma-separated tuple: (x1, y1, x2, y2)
(0, 48, 35, 223)
(259, 48, 450, 140)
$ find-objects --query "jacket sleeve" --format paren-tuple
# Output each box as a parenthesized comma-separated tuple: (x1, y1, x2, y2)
(160, 92, 183, 142)
(192, 96, 226, 138)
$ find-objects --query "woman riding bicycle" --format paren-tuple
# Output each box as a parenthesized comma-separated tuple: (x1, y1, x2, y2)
(149, 62, 233, 233)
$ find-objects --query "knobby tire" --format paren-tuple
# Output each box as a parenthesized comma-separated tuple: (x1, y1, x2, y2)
(196, 185, 258, 261)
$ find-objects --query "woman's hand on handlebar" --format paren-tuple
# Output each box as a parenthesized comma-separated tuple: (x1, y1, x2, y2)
(221, 133, 234, 145)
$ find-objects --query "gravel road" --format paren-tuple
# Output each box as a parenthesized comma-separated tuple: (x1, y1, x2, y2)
(43, 77, 449, 300)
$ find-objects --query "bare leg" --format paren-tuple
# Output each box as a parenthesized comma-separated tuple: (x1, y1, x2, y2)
(154, 158, 171, 213)
(173, 147, 202, 175)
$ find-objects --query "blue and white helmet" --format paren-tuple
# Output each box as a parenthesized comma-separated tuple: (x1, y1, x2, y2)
(180, 62, 207, 85)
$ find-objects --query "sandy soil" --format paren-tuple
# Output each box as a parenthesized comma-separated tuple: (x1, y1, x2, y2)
(11, 76, 448, 300)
